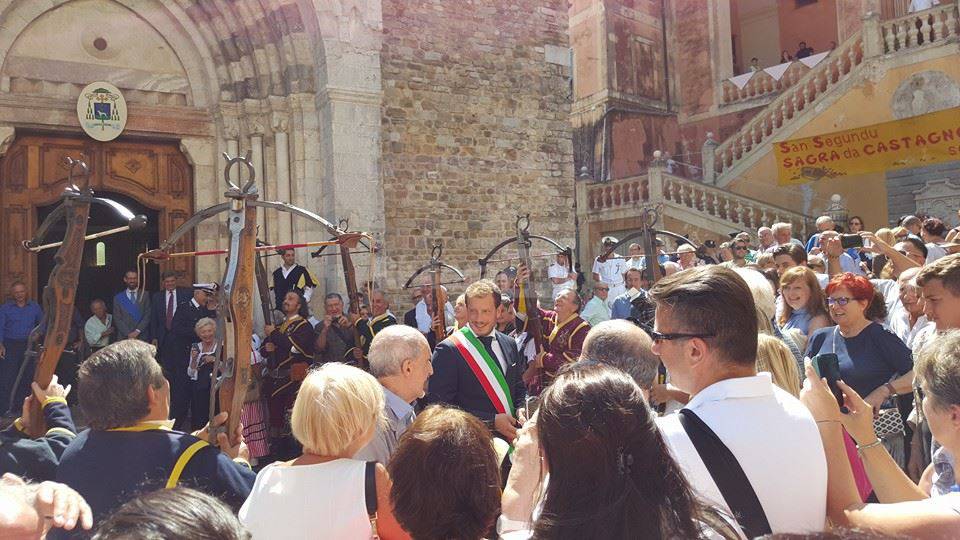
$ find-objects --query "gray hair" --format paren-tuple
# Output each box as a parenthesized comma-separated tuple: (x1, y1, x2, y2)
(580, 320, 658, 389)
(194, 317, 216, 333)
(557, 287, 582, 310)
(815, 215, 834, 226)
(771, 222, 792, 234)
(916, 330, 960, 409)
(368, 325, 430, 378)
(78, 340, 166, 430)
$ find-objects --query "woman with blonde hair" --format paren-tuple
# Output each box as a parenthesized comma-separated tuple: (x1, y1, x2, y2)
(871, 228, 896, 278)
(756, 334, 801, 397)
(239, 363, 409, 539)
(779, 266, 831, 336)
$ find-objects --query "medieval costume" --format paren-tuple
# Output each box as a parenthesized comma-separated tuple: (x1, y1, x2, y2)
(356, 312, 397, 358)
(272, 264, 318, 308)
(241, 336, 270, 461)
(537, 309, 590, 390)
(260, 314, 315, 459)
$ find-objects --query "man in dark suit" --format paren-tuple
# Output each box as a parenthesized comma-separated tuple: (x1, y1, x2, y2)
(150, 270, 192, 363)
(424, 280, 525, 440)
(166, 283, 218, 430)
(403, 288, 421, 329)
(112, 270, 151, 342)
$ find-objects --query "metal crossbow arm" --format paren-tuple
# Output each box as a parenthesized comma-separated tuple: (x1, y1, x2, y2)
(477, 214, 573, 278)
(13, 157, 147, 418)
(402, 242, 466, 290)
(595, 205, 698, 284)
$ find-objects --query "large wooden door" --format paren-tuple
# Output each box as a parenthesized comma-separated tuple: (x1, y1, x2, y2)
(0, 134, 194, 300)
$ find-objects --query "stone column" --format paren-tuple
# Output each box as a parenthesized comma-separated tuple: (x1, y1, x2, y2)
(273, 117, 293, 245)
(861, 10, 883, 59)
(648, 151, 666, 203)
(701, 133, 718, 185)
(250, 126, 266, 237)
(180, 136, 222, 282)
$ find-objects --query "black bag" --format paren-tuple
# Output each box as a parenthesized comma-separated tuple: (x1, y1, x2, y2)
(679, 409, 772, 538)
(365, 461, 380, 539)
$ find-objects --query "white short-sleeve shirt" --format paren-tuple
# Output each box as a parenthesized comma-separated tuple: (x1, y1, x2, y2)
(547, 262, 576, 301)
(657, 374, 827, 535)
(591, 257, 626, 287)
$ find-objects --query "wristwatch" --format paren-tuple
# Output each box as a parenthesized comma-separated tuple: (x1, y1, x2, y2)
(885, 382, 898, 398)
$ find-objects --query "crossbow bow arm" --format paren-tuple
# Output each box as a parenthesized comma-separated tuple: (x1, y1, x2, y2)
(477, 234, 573, 278)
(17, 158, 146, 417)
(402, 242, 466, 290)
(595, 205, 697, 285)
(141, 202, 232, 259)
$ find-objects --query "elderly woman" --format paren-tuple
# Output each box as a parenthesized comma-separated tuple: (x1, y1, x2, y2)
(800, 332, 960, 537)
(388, 406, 502, 540)
(779, 266, 831, 336)
(187, 317, 218, 430)
(239, 363, 409, 539)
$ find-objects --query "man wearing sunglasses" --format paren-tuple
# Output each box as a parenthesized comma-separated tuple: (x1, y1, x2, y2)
(721, 239, 750, 269)
(650, 266, 827, 536)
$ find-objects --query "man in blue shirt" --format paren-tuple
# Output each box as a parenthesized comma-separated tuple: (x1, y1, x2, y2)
(0, 282, 43, 413)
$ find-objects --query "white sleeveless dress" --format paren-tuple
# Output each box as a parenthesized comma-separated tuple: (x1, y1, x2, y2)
(239, 458, 372, 539)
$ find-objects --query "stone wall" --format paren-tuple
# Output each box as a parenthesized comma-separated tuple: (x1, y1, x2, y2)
(379, 0, 576, 310)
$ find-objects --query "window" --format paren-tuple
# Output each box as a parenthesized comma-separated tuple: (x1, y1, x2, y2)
(795, 0, 817, 7)
(95, 241, 106, 267)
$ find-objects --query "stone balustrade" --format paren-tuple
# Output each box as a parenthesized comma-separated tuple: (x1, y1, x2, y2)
(722, 60, 808, 105)
(880, 2, 958, 54)
(582, 164, 814, 238)
(713, 35, 864, 179)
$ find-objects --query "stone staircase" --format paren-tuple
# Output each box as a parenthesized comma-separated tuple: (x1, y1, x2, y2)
(580, 159, 816, 240)
(704, 4, 960, 187)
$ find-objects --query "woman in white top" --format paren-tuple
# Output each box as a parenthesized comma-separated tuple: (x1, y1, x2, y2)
(239, 363, 409, 540)
(801, 330, 960, 537)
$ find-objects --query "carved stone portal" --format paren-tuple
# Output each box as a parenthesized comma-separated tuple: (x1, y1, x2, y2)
(914, 179, 960, 228)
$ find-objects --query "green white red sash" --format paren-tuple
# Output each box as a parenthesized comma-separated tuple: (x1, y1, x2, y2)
(450, 327, 515, 415)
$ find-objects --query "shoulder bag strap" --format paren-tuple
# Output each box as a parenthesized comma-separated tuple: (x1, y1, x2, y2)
(678, 409, 771, 538)
(365, 461, 380, 539)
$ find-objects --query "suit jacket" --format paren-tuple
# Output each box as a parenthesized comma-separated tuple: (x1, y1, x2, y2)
(113, 290, 151, 341)
(150, 288, 192, 350)
(424, 329, 525, 424)
(403, 308, 418, 329)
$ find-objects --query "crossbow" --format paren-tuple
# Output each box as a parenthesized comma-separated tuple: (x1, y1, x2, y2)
(402, 241, 466, 340)
(141, 152, 372, 444)
(595, 204, 697, 285)
(478, 215, 573, 388)
(12, 157, 146, 418)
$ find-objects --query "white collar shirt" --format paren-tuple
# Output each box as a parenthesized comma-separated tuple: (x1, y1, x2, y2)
(656, 373, 827, 535)
(414, 299, 456, 334)
(466, 323, 507, 373)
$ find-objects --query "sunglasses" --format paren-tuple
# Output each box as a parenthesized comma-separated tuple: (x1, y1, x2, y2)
(641, 324, 715, 343)
(826, 296, 853, 306)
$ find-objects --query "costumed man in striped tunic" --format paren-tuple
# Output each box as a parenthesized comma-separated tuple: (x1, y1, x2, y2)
(424, 280, 526, 442)
(261, 290, 315, 460)
(356, 289, 397, 360)
(518, 275, 590, 394)
(271, 249, 318, 309)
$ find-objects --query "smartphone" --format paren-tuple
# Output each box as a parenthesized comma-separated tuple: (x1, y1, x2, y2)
(840, 234, 863, 249)
(811, 353, 846, 411)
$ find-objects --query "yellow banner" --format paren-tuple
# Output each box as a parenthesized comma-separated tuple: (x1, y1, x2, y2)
(774, 106, 960, 185)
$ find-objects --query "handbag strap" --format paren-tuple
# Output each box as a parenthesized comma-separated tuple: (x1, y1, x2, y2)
(365, 461, 380, 539)
(678, 409, 772, 538)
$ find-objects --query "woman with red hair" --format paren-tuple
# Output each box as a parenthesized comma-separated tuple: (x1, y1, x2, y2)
(806, 273, 914, 491)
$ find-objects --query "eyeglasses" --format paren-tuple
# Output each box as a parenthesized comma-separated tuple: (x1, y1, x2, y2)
(595, 287, 609, 291)
(734, 246, 748, 251)
(826, 296, 853, 306)
(641, 324, 716, 343)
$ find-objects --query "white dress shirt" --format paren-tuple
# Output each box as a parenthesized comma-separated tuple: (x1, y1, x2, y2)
(657, 373, 827, 535)
(414, 299, 456, 334)
(547, 263, 576, 301)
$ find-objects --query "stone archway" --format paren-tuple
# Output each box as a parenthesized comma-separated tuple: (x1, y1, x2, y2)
(0, 0, 386, 301)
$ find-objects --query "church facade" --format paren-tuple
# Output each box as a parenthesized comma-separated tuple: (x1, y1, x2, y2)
(0, 0, 574, 311)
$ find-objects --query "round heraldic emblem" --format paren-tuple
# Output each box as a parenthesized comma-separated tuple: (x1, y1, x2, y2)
(76, 81, 127, 141)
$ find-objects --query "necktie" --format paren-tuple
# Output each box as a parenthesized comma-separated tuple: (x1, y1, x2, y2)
(128, 291, 135, 302)
(477, 335, 504, 373)
(166, 292, 175, 330)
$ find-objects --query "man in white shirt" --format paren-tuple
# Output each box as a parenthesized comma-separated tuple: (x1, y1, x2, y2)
(415, 283, 456, 334)
(765, 222, 804, 253)
(650, 266, 827, 535)
(547, 253, 577, 302)
(579, 282, 611, 326)
(354, 325, 433, 464)
(592, 237, 627, 302)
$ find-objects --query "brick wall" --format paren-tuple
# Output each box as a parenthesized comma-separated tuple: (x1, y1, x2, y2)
(380, 0, 576, 311)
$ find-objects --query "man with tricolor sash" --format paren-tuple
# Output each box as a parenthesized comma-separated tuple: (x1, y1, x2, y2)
(425, 280, 526, 440)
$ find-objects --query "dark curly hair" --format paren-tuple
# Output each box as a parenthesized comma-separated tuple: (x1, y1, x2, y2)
(389, 405, 501, 539)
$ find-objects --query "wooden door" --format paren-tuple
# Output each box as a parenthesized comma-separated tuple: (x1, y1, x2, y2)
(0, 134, 194, 299)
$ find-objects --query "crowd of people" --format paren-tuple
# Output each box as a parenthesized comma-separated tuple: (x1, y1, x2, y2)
(2, 206, 960, 538)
